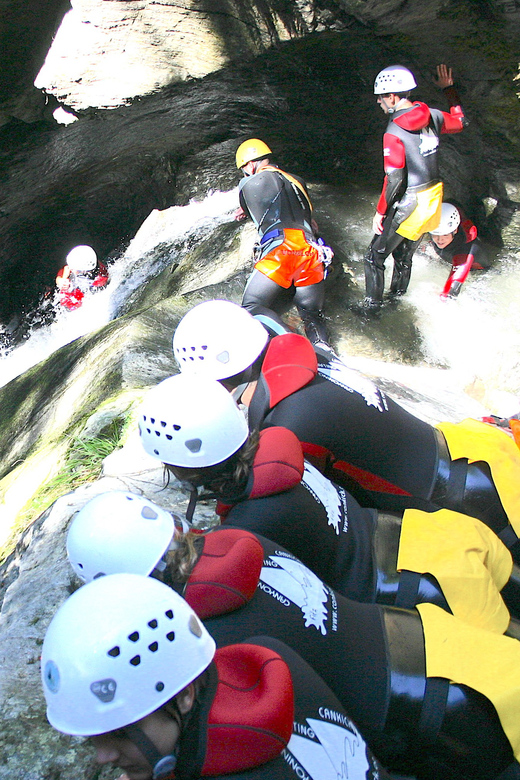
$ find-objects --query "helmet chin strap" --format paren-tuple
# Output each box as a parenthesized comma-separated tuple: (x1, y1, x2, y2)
(123, 723, 178, 780)
(386, 96, 408, 115)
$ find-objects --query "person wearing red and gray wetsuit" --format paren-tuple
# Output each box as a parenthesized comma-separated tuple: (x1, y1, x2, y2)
(429, 203, 492, 298)
(359, 64, 468, 311)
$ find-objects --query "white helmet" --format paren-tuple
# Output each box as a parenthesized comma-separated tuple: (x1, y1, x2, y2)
(66, 492, 175, 583)
(138, 374, 248, 467)
(41, 573, 215, 736)
(430, 202, 461, 235)
(173, 300, 269, 380)
(374, 65, 417, 95)
(65, 245, 98, 271)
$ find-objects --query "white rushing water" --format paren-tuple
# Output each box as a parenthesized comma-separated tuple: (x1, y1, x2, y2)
(1, 182, 519, 420)
(0, 188, 238, 388)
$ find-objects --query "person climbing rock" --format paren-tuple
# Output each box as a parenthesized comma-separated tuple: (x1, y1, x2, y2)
(55, 244, 108, 311)
(429, 202, 493, 298)
(235, 138, 335, 354)
(356, 64, 468, 314)
(172, 300, 520, 563)
(41, 573, 388, 780)
(64, 497, 520, 780)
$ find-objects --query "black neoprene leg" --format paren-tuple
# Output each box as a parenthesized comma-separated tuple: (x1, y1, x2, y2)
(363, 219, 406, 306)
(293, 280, 330, 346)
(389, 238, 421, 295)
(376, 608, 517, 780)
(373, 513, 450, 612)
(241, 269, 292, 329)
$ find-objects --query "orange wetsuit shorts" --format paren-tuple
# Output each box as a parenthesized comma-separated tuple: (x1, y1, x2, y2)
(255, 229, 324, 288)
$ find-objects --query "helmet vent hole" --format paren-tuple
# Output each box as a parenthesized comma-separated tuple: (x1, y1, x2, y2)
(166, 434, 172, 441)
(165, 609, 174, 619)
(153, 449, 159, 455)
(150, 418, 156, 424)
(130, 655, 141, 666)
(160, 421, 167, 428)
(202, 345, 208, 350)
(166, 631, 175, 642)
(78, 563, 84, 569)
(149, 642, 159, 652)
(146, 428, 151, 434)
(156, 682, 165, 692)
(173, 424, 181, 431)
(108, 646, 120, 657)
(155, 431, 161, 437)
(141, 507, 158, 519)
(129, 631, 140, 642)
(148, 619, 158, 629)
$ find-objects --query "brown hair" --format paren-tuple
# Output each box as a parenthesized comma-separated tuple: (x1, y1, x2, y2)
(164, 531, 204, 584)
(164, 430, 260, 499)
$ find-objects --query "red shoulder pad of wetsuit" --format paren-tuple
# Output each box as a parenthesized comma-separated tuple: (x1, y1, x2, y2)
(262, 333, 317, 408)
(249, 427, 304, 499)
(215, 427, 304, 519)
(202, 643, 294, 776)
(184, 529, 264, 619)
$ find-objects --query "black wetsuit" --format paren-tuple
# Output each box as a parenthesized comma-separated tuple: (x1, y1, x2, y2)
(175, 528, 519, 780)
(218, 425, 520, 624)
(364, 90, 467, 306)
(239, 165, 329, 346)
(174, 635, 385, 780)
(244, 334, 519, 562)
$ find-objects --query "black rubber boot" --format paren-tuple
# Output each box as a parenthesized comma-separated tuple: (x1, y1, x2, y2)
(353, 256, 384, 317)
(389, 262, 412, 296)
(299, 309, 337, 358)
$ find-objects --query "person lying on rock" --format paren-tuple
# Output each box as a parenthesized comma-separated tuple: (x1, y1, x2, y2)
(55, 244, 108, 311)
(41, 573, 389, 780)
(134, 374, 520, 631)
(428, 202, 493, 299)
(64, 494, 520, 780)
(234, 137, 335, 355)
(172, 300, 520, 564)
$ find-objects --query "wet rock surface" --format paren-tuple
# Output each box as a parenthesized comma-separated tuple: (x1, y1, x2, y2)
(1, 2, 520, 776)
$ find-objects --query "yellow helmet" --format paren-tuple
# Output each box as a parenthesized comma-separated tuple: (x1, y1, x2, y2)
(235, 139, 272, 169)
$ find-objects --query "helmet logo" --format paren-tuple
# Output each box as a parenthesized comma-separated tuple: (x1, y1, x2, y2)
(91, 678, 117, 703)
(44, 660, 60, 693)
(185, 438, 202, 453)
(216, 350, 230, 364)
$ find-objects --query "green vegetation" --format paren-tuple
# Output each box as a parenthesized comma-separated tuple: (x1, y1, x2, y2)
(0, 417, 127, 564)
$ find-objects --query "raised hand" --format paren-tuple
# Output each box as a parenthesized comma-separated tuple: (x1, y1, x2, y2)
(434, 63, 454, 89)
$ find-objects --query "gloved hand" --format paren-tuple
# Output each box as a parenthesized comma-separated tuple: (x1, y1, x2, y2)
(440, 281, 462, 300)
